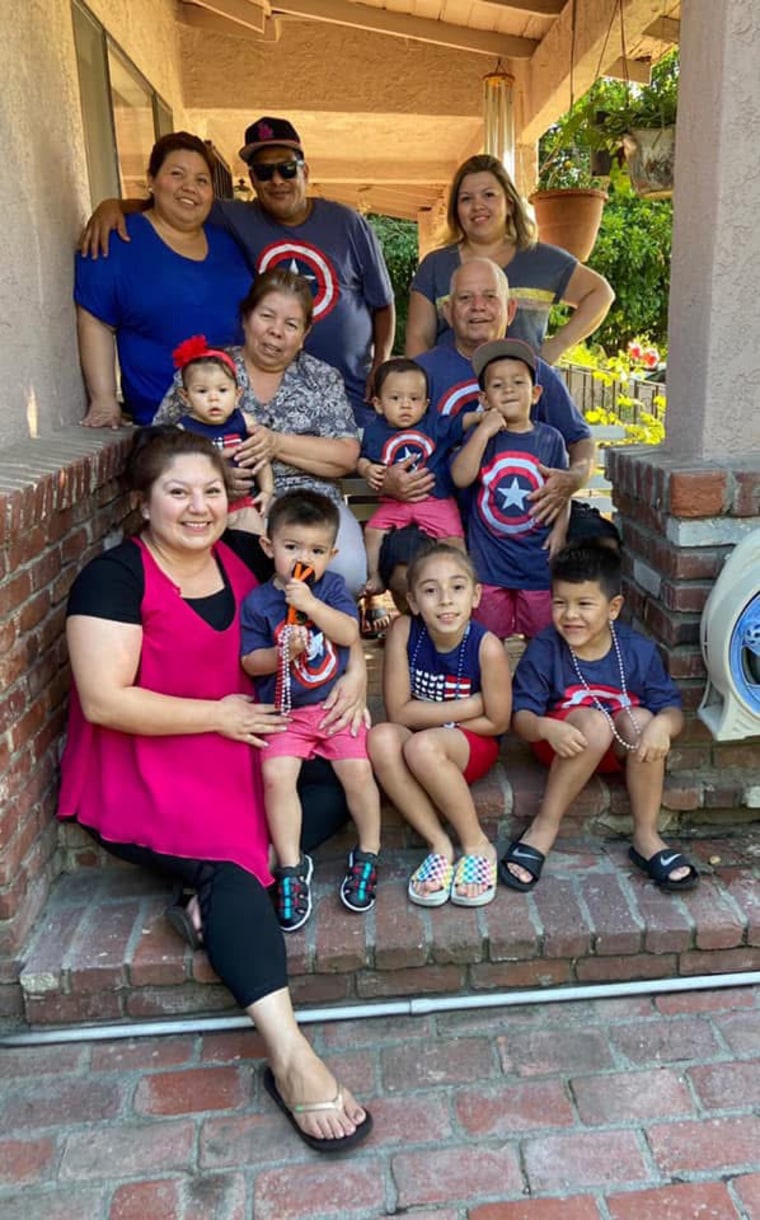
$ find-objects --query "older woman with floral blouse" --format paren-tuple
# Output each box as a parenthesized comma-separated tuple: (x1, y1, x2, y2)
(155, 268, 366, 593)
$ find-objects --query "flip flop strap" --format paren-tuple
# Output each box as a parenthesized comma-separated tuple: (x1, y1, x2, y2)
(292, 1088, 343, 1115)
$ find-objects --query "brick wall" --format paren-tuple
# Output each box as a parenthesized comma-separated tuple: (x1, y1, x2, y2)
(607, 448, 760, 821)
(0, 432, 133, 1017)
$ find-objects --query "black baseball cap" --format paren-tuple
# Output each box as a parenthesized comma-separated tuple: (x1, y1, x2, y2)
(239, 116, 304, 163)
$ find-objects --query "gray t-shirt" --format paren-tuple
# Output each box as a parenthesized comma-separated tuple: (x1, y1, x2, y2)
(210, 198, 393, 422)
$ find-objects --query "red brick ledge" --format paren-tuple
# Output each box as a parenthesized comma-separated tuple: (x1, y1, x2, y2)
(0, 429, 133, 1014)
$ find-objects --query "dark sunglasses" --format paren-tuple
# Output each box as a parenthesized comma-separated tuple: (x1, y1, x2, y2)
(249, 159, 303, 182)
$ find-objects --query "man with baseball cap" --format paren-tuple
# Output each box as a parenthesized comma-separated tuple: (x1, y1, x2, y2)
(81, 116, 395, 428)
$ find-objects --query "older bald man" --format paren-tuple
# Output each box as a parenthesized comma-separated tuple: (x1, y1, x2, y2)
(383, 259, 595, 523)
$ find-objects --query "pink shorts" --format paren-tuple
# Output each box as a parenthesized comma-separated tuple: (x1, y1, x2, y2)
(474, 585, 553, 640)
(263, 705, 369, 762)
(366, 496, 464, 539)
(459, 729, 500, 783)
(530, 707, 623, 774)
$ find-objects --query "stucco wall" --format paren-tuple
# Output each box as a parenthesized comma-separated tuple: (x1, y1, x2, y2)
(666, 0, 760, 460)
(0, 0, 187, 448)
(179, 19, 485, 116)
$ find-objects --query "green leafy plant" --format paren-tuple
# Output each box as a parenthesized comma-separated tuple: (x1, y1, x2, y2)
(536, 49, 679, 191)
(367, 213, 418, 353)
(561, 339, 667, 446)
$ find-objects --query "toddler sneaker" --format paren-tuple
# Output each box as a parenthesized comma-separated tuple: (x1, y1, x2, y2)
(340, 849, 379, 913)
(273, 853, 314, 933)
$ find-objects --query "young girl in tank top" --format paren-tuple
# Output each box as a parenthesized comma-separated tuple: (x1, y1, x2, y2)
(368, 543, 511, 908)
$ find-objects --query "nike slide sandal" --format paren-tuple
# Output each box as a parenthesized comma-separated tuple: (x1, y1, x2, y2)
(498, 840, 545, 893)
(628, 846, 700, 893)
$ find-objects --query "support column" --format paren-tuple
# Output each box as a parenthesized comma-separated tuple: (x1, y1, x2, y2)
(514, 142, 538, 200)
(416, 197, 447, 262)
(665, 0, 760, 460)
(609, 0, 760, 824)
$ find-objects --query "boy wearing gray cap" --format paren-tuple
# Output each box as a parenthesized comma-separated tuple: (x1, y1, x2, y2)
(451, 338, 569, 639)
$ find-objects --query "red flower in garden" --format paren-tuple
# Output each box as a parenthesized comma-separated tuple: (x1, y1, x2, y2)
(627, 341, 643, 360)
(643, 347, 659, 368)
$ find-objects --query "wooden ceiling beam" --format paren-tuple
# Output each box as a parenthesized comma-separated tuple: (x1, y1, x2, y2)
(644, 15, 681, 43)
(271, 0, 538, 58)
(604, 56, 652, 84)
(184, 0, 266, 33)
(477, 0, 566, 14)
(179, 3, 277, 39)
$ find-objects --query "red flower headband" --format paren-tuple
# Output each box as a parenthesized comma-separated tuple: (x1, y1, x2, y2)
(172, 335, 237, 378)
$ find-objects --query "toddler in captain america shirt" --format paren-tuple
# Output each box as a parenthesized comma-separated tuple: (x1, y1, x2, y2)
(358, 357, 480, 597)
(451, 338, 569, 641)
(500, 543, 699, 896)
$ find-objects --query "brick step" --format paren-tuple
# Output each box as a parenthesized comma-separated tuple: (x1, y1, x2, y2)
(18, 825, 760, 1027)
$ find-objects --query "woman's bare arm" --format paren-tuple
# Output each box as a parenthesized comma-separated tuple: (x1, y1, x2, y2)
(405, 291, 438, 357)
(68, 615, 287, 746)
(76, 306, 122, 429)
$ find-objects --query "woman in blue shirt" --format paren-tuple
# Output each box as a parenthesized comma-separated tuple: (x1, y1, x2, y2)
(75, 132, 252, 428)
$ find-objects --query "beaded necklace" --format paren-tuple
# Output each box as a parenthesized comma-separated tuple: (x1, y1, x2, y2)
(566, 620, 642, 751)
(410, 621, 471, 706)
(275, 624, 310, 715)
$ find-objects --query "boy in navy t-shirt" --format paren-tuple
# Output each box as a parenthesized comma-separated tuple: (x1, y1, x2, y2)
(240, 491, 381, 932)
(451, 339, 568, 640)
(500, 545, 699, 895)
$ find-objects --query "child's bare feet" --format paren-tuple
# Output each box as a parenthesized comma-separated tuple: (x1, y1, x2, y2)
(359, 594, 392, 638)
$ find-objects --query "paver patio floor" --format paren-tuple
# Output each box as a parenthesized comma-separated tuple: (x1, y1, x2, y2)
(1, 983, 758, 1218)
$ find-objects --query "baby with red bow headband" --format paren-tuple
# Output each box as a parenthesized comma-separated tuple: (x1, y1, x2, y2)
(173, 335, 274, 531)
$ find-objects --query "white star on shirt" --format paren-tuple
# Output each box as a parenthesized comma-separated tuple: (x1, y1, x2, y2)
(398, 446, 420, 466)
(498, 477, 529, 510)
(287, 257, 316, 286)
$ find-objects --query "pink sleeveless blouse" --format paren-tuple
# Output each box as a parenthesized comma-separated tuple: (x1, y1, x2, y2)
(58, 537, 271, 885)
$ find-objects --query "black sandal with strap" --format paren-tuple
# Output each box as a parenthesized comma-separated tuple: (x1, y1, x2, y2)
(273, 853, 314, 932)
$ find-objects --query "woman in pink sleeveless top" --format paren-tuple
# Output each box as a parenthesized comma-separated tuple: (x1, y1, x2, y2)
(58, 428, 372, 1152)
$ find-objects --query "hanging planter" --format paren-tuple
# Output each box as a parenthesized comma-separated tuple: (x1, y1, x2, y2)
(528, 187, 608, 262)
(622, 126, 676, 199)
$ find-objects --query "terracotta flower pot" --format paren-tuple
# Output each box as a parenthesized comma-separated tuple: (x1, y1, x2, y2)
(528, 188, 608, 262)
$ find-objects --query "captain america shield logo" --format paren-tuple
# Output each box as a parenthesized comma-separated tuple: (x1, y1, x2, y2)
(477, 452, 543, 535)
(560, 684, 642, 712)
(381, 430, 435, 471)
(436, 378, 479, 418)
(257, 240, 340, 321)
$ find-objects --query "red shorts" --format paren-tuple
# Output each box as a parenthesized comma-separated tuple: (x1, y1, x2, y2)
(530, 707, 623, 774)
(474, 585, 553, 640)
(263, 705, 369, 762)
(458, 729, 500, 783)
(366, 496, 464, 539)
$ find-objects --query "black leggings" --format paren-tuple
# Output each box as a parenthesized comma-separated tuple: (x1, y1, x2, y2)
(85, 760, 349, 1009)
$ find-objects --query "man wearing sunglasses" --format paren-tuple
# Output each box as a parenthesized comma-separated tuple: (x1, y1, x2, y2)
(81, 116, 394, 429)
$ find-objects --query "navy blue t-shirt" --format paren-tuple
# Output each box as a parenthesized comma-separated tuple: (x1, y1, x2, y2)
(464, 424, 568, 591)
(361, 409, 466, 500)
(415, 343, 591, 447)
(513, 622, 682, 716)
(239, 571, 358, 706)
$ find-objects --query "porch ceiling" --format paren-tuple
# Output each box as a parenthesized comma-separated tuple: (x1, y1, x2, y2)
(178, 0, 680, 220)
